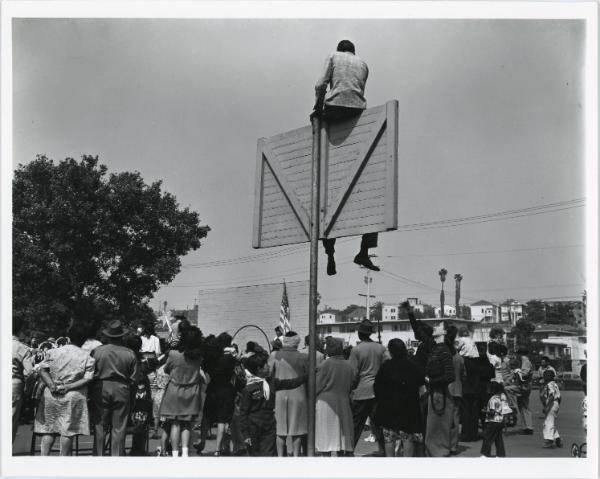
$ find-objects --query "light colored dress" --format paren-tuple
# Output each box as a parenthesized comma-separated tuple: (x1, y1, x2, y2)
(34, 345, 95, 436)
(159, 351, 204, 421)
(269, 347, 308, 436)
(315, 356, 356, 452)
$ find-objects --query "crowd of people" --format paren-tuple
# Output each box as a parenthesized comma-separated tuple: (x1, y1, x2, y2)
(12, 302, 586, 457)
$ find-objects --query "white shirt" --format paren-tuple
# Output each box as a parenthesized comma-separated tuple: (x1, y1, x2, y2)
(140, 335, 161, 355)
(81, 338, 103, 352)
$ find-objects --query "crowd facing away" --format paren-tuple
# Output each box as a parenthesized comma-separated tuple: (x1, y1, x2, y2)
(12, 302, 588, 457)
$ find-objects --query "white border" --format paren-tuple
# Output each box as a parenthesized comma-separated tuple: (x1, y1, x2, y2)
(1, 2, 597, 478)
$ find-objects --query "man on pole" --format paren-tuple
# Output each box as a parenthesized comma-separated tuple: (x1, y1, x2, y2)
(312, 40, 380, 276)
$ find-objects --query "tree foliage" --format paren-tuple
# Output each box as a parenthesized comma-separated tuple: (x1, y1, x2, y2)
(509, 319, 536, 350)
(13, 155, 210, 335)
(525, 300, 546, 323)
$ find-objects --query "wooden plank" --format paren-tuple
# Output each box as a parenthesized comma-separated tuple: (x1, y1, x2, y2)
(252, 139, 266, 248)
(262, 142, 311, 237)
(385, 100, 399, 230)
(323, 108, 388, 235)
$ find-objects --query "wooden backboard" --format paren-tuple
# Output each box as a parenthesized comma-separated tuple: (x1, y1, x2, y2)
(253, 100, 398, 248)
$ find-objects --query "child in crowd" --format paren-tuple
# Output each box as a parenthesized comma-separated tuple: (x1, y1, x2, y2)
(159, 326, 207, 457)
(238, 352, 307, 456)
(455, 327, 479, 358)
(540, 369, 562, 448)
(480, 381, 506, 457)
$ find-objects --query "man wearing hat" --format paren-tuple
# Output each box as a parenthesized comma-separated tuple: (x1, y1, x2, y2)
(90, 320, 139, 456)
(348, 318, 386, 454)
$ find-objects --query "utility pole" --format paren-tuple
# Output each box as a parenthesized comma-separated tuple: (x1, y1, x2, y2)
(358, 269, 380, 342)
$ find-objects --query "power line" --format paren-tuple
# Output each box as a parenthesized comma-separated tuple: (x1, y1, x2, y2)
(381, 243, 584, 259)
(178, 198, 583, 270)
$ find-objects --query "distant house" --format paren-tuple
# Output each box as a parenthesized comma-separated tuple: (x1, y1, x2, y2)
(434, 305, 456, 318)
(382, 304, 400, 321)
(500, 300, 523, 326)
(319, 309, 342, 324)
(469, 300, 500, 323)
(406, 298, 425, 314)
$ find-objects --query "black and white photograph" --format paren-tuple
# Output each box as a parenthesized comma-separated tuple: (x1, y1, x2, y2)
(2, 1, 598, 478)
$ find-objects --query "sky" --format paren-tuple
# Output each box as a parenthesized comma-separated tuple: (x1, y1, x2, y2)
(13, 17, 587, 313)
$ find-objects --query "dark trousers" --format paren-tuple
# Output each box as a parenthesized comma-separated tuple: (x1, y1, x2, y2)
(90, 381, 131, 456)
(323, 233, 378, 257)
(247, 420, 277, 457)
(352, 398, 383, 448)
(480, 422, 505, 457)
(460, 394, 480, 441)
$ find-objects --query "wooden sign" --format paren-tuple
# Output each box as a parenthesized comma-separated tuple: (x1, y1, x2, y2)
(253, 100, 398, 248)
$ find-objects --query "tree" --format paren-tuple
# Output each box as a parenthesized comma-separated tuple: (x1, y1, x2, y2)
(509, 319, 536, 351)
(340, 304, 362, 322)
(13, 155, 210, 335)
(438, 268, 447, 317)
(459, 305, 471, 320)
(370, 301, 385, 322)
(546, 302, 575, 325)
(525, 300, 546, 323)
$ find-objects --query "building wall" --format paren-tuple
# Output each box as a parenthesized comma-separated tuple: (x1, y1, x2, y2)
(382, 304, 399, 321)
(319, 313, 337, 324)
(470, 304, 499, 323)
(196, 281, 309, 351)
(434, 305, 456, 318)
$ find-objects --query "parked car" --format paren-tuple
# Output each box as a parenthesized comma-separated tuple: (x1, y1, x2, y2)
(556, 372, 584, 391)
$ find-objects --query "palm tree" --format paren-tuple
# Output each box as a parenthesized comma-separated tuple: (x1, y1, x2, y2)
(454, 274, 463, 318)
(438, 268, 448, 317)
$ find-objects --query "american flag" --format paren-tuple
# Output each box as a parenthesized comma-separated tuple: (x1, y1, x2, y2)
(280, 282, 291, 333)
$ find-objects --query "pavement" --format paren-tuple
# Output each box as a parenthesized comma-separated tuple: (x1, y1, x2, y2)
(13, 390, 586, 458)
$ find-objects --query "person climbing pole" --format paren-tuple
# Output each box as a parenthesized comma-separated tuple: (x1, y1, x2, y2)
(311, 40, 380, 276)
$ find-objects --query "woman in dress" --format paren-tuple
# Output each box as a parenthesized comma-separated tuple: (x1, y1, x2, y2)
(374, 338, 425, 457)
(203, 332, 236, 455)
(159, 326, 207, 457)
(33, 322, 95, 456)
(315, 337, 356, 456)
(268, 331, 308, 456)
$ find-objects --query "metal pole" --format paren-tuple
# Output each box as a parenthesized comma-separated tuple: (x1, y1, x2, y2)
(307, 115, 321, 457)
(366, 271, 371, 320)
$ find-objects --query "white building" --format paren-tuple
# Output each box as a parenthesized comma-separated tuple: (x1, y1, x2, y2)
(470, 300, 500, 323)
(500, 300, 524, 326)
(318, 310, 341, 324)
(434, 305, 456, 318)
(382, 304, 400, 321)
(540, 335, 587, 374)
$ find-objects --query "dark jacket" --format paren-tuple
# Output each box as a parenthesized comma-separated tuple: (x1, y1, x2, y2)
(238, 376, 306, 441)
(426, 343, 455, 389)
(374, 357, 425, 433)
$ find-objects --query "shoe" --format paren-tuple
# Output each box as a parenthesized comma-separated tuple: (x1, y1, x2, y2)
(543, 440, 554, 449)
(555, 437, 563, 448)
(213, 451, 221, 456)
(193, 440, 205, 453)
(520, 429, 534, 435)
(354, 254, 380, 271)
(327, 254, 336, 276)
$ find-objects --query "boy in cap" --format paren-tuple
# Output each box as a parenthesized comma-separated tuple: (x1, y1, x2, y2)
(239, 353, 307, 456)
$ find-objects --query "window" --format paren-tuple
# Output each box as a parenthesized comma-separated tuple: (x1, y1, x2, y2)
(327, 327, 332, 334)
(391, 308, 396, 313)
(392, 324, 399, 331)
(391, 315, 396, 320)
